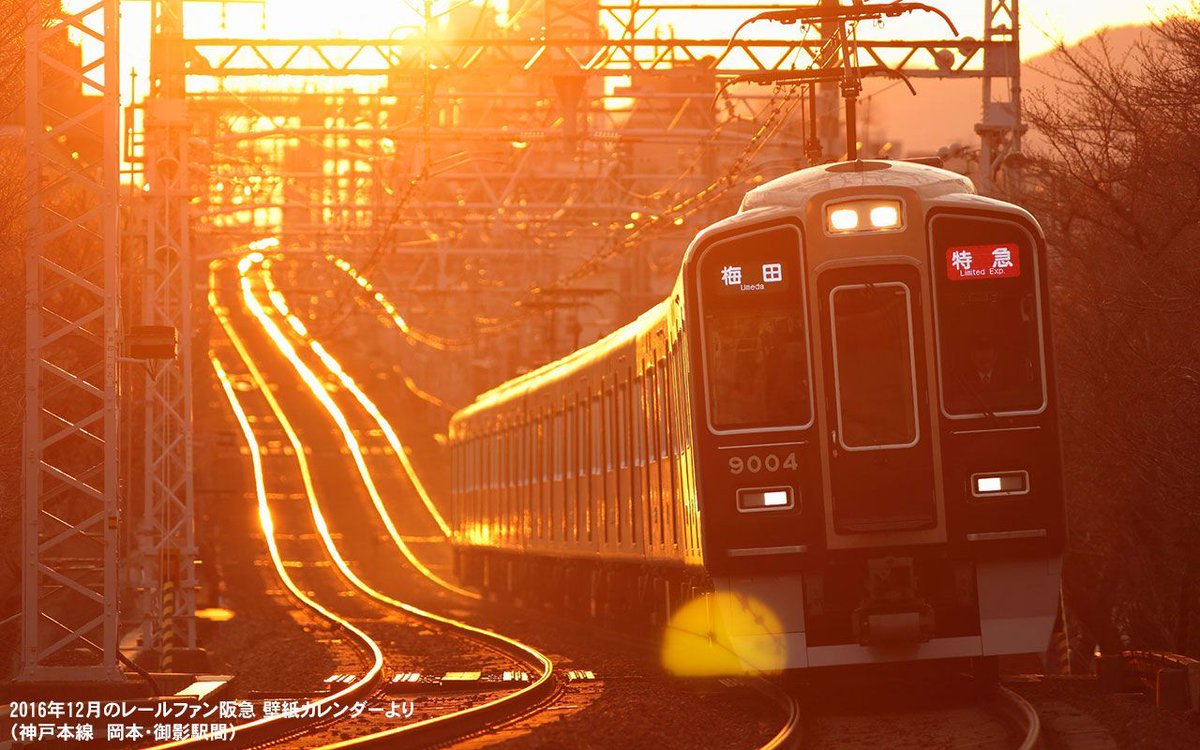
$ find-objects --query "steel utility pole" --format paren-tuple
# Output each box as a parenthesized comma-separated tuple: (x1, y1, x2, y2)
(22, 0, 123, 682)
(976, 0, 1025, 194)
(139, 0, 198, 669)
(815, 0, 844, 161)
(783, 0, 1024, 192)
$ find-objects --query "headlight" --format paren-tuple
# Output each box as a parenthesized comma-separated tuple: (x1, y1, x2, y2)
(869, 204, 901, 229)
(825, 199, 904, 234)
(828, 208, 860, 232)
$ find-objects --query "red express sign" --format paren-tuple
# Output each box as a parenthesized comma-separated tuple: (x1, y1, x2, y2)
(945, 244, 1021, 281)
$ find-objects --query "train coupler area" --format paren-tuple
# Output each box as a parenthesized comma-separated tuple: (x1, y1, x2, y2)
(851, 557, 935, 645)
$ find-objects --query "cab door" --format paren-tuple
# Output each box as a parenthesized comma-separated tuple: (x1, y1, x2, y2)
(817, 264, 938, 535)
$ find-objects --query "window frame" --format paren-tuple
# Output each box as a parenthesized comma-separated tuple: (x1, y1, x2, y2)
(694, 222, 815, 435)
(827, 280, 921, 452)
(927, 213, 1050, 420)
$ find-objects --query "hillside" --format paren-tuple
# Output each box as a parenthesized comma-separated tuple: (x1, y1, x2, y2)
(858, 24, 1151, 155)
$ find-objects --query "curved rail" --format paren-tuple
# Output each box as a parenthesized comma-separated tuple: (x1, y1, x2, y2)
(222, 258, 561, 748)
(237, 257, 473, 599)
(140, 353, 386, 750)
(994, 686, 1042, 750)
(748, 678, 803, 750)
(259, 264, 454, 538)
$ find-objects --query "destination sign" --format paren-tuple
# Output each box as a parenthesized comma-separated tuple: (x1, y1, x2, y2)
(946, 244, 1021, 281)
(716, 260, 792, 295)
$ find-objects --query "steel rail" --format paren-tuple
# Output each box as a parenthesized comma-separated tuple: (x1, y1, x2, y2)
(139, 349, 385, 750)
(748, 677, 803, 750)
(235, 258, 473, 599)
(257, 264, 456, 532)
(223, 255, 562, 748)
(994, 685, 1042, 750)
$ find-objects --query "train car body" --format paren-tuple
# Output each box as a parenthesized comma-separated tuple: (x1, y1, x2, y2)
(449, 159, 1065, 672)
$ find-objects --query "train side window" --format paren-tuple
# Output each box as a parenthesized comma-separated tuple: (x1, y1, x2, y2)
(475, 429, 484, 494)
(544, 412, 552, 540)
(661, 354, 679, 547)
(481, 434, 490, 532)
(591, 393, 602, 475)
(577, 393, 589, 541)
(568, 401, 577, 480)
(565, 399, 575, 540)
(647, 366, 659, 462)
(510, 423, 518, 541)
(518, 421, 525, 538)
(542, 415, 549, 541)
(475, 437, 481, 500)
(451, 441, 459, 495)
(533, 415, 542, 540)
(462, 439, 469, 529)
(486, 432, 493, 490)
(677, 339, 693, 450)
(485, 432, 493, 490)
(497, 428, 505, 541)
(512, 422, 519, 481)
(662, 355, 672, 458)
(631, 373, 643, 546)
(553, 410, 564, 480)
(478, 436, 486, 530)
(510, 425, 517, 496)
(698, 225, 811, 432)
(503, 424, 512, 543)
(503, 423, 512, 489)
(604, 386, 615, 473)
(609, 382, 622, 544)
(929, 215, 1047, 417)
(525, 418, 533, 484)
(590, 391, 600, 542)
(632, 375, 645, 467)
(616, 384, 628, 469)
(467, 438, 474, 495)
(469, 438, 477, 531)
(516, 423, 523, 536)
(495, 427, 504, 542)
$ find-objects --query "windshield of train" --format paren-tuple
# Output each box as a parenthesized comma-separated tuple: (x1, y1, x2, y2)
(698, 225, 811, 431)
(931, 215, 1046, 416)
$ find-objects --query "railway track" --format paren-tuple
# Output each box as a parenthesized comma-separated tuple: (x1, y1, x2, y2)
(139, 262, 562, 749)
(151, 252, 848, 750)
(793, 670, 1041, 750)
(996, 685, 1042, 750)
(236, 257, 806, 749)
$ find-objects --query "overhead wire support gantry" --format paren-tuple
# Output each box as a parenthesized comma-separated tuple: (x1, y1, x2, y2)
(722, 1, 957, 162)
(22, 0, 123, 683)
(138, 0, 199, 672)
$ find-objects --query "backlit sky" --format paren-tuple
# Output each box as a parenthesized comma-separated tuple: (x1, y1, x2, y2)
(119, 0, 1185, 54)
(101, 1, 1188, 104)
(99, 0, 1187, 151)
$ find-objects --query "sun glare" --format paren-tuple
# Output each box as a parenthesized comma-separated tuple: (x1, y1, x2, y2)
(259, 0, 424, 38)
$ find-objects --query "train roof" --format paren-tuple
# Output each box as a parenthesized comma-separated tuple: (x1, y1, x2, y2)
(740, 159, 975, 213)
(453, 296, 668, 426)
(454, 160, 988, 429)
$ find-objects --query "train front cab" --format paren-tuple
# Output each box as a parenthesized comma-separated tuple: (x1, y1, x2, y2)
(686, 164, 1066, 671)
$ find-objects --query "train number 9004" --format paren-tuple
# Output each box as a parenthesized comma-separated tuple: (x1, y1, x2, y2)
(729, 452, 798, 475)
